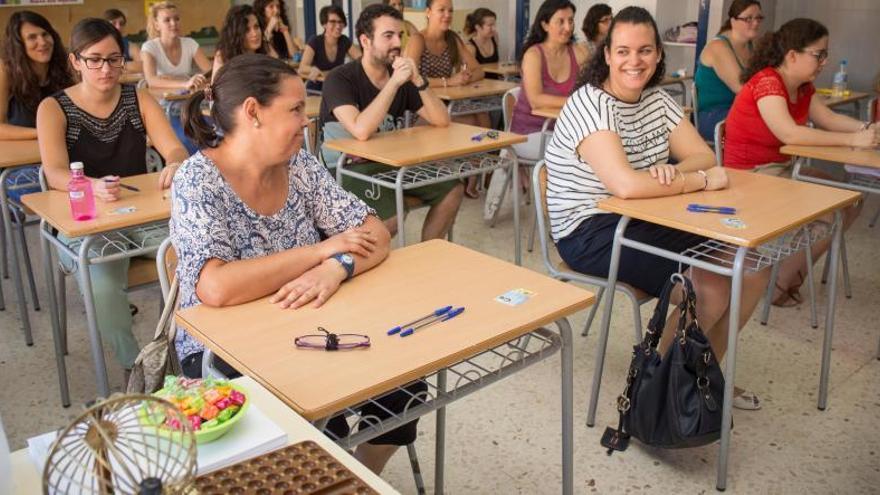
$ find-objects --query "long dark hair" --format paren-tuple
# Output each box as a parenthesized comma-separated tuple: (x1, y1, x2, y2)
(582, 3, 612, 42)
(425, 0, 464, 70)
(70, 18, 125, 57)
(719, 0, 762, 34)
(184, 53, 297, 148)
(520, 0, 576, 62)
(217, 5, 266, 63)
(1, 11, 73, 111)
(253, 0, 292, 32)
(741, 18, 828, 83)
(463, 8, 495, 36)
(578, 6, 665, 90)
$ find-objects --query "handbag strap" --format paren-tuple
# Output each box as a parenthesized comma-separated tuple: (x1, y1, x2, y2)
(152, 276, 179, 342)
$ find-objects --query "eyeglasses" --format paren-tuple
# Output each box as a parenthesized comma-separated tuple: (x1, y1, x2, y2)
(803, 49, 829, 63)
(326, 19, 346, 26)
(294, 327, 370, 351)
(599, 16, 612, 23)
(78, 55, 125, 69)
(734, 15, 765, 23)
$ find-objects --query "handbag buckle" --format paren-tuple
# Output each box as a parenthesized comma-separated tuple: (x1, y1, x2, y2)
(616, 395, 631, 412)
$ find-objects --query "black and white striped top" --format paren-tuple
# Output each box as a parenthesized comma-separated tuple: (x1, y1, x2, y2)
(545, 84, 683, 240)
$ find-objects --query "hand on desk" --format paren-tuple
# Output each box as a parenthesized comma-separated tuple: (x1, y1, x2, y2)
(269, 260, 347, 309)
(704, 167, 729, 190)
(158, 163, 180, 190)
(186, 74, 207, 92)
(850, 124, 880, 148)
(318, 227, 378, 258)
(93, 175, 121, 202)
(447, 69, 472, 86)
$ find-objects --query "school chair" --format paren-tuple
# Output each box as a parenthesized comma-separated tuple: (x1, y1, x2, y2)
(691, 81, 714, 147)
(1, 171, 42, 319)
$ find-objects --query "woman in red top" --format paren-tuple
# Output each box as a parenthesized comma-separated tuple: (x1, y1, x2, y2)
(723, 18, 878, 306)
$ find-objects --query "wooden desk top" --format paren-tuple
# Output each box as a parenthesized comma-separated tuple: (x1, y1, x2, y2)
(322, 122, 526, 167)
(148, 88, 193, 102)
(481, 62, 520, 77)
(21, 172, 170, 238)
(119, 72, 144, 84)
(0, 140, 40, 169)
(176, 240, 594, 420)
(598, 169, 861, 248)
(9, 376, 398, 495)
(782, 144, 880, 169)
(430, 79, 518, 101)
(818, 90, 871, 108)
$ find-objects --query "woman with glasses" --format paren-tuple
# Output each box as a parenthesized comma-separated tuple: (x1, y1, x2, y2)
(723, 18, 877, 307)
(140, 1, 211, 92)
(300, 5, 361, 92)
(212, 5, 268, 82)
(694, 0, 763, 141)
(580, 3, 612, 59)
(36, 18, 187, 383)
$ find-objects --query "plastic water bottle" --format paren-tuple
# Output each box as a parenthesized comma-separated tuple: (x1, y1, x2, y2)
(831, 60, 848, 97)
(68, 161, 96, 221)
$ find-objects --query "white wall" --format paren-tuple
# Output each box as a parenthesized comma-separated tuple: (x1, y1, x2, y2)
(774, 0, 879, 91)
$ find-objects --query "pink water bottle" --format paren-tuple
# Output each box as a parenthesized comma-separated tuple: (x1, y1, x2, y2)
(68, 161, 96, 221)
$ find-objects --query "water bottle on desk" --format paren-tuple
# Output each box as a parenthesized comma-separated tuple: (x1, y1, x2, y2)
(68, 161, 96, 221)
(831, 59, 848, 98)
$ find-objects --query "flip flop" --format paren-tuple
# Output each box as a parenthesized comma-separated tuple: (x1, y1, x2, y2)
(772, 283, 800, 307)
(733, 389, 762, 410)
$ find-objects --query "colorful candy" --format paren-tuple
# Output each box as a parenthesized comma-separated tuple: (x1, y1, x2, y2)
(155, 375, 247, 432)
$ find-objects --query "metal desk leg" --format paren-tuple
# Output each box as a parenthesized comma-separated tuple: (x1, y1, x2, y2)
(818, 211, 843, 411)
(510, 148, 521, 266)
(77, 236, 111, 398)
(435, 369, 447, 495)
(40, 223, 70, 407)
(716, 247, 747, 491)
(394, 170, 406, 248)
(586, 216, 630, 427)
(0, 168, 33, 345)
(556, 318, 574, 495)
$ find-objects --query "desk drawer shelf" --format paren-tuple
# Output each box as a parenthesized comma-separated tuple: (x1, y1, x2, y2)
(448, 95, 503, 116)
(55, 221, 169, 262)
(361, 153, 511, 191)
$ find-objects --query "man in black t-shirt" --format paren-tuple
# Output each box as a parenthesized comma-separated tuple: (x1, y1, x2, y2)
(321, 3, 462, 241)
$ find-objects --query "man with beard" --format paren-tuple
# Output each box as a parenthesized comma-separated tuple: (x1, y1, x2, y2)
(320, 3, 462, 241)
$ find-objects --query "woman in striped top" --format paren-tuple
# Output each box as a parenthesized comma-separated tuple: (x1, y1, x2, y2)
(545, 7, 770, 410)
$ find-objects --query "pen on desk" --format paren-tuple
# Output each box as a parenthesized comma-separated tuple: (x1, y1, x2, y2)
(687, 204, 736, 215)
(103, 177, 140, 192)
(400, 307, 464, 337)
(388, 306, 452, 335)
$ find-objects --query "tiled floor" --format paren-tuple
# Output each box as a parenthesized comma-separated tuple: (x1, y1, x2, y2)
(1, 191, 878, 494)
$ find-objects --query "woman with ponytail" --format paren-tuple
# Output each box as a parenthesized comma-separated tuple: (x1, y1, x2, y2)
(36, 18, 186, 381)
(694, 0, 762, 140)
(464, 8, 499, 71)
(723, 18, 877, 306)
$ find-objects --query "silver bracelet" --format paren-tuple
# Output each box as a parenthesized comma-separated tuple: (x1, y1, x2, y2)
(697, 170, 708, 190)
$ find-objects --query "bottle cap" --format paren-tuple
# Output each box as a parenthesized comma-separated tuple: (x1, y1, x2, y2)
(70, 161, 84, 171)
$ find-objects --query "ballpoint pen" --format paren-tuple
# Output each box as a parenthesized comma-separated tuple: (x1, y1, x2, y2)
(687, 204, 736, 215)
(388, 306, 452, 335)
(400, 307, 465, 337)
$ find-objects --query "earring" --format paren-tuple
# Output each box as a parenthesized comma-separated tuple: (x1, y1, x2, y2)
(253, 119, 260, 128)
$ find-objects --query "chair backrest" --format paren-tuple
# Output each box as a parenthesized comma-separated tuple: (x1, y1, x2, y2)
(502, 87, 521, 132)
(156, 237, 178, 300)
(690, 81, 700, 130)
(531, 160, 557, 274)
(713, 119, 725, 167)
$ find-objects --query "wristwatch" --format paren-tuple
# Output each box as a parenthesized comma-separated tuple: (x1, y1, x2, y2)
(330, 253, 355, 280)
(414, 77, 430, 91)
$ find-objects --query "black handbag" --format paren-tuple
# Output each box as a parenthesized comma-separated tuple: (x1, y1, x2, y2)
(601, 273, 728, 453)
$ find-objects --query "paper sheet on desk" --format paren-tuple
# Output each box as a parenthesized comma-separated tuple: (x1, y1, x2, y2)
(27, 403, 287, 489)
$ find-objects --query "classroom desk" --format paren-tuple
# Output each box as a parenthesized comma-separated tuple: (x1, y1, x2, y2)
(587, 169, 860, 491)
(323, 122, 527, 263)
(480, 61, 520, 81)
(0, 139, 41, 347)
(21, 172, 170, 405)
(8, 375, 398, 494)
(819, 90, 873, 120)
(176, 240, 594, 495)
(119, 72, 144, 85)
(430, 79, 518, 117)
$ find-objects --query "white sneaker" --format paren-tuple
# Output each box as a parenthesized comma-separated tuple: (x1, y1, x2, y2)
(483, 168, 509, 222)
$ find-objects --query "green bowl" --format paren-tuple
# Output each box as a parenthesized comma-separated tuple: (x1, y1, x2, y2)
(144, 382, 250, 444)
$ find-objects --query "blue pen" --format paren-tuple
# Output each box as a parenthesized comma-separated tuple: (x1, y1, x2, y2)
(687, 204, 737, 215)
(388, 306, 452, 335)
(400, 307, 465, 337)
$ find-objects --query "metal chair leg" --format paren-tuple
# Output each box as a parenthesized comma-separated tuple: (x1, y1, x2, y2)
(840, 235, 852, 299)
(581, 287, 604, 337)
(489, 168, 511, 228)
(804, 229, 818, 329)
(821, 248, 830, 284)
(0, 209, 7, 280)
(527, 212, 537, 253)
(760, 261, 781, 325)
(869, 205, 880, 228)
(56, 264, 68, 355)
(406, 443, 426, 495)
(15, 215, 40, 311)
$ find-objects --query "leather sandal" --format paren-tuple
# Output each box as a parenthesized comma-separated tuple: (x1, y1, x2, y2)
(733, 388, 761, 410)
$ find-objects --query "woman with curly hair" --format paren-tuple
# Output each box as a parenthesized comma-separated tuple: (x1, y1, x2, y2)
(254, 0, 304, 60)
(212, 5, 268, 82)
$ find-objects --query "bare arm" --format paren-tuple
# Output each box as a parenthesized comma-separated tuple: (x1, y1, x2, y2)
(455, 36, 484, 81)
(197, 215, 389, 307)
(809, 97, 864, 132)
(0, 64, 38, 140)
(36, 97, 72, 189)
(757, 95, 865, 146)
(210, 52, 223, 84)
(402, 23, 423, 61)
(192, 47, 212, 73)
(415, 78, 450, 127)
(521, 47, 567, 108)
(701, 39, 744, 93)
(298, 45, 317, 74)
(668, 118, 717, 171)
(136, 89, 188, 188)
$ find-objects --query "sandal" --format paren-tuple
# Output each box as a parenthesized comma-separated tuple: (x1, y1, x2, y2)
(464, 176, 480, 199)
(733, 388, 761, 411)
(771, 269, 806, 307)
